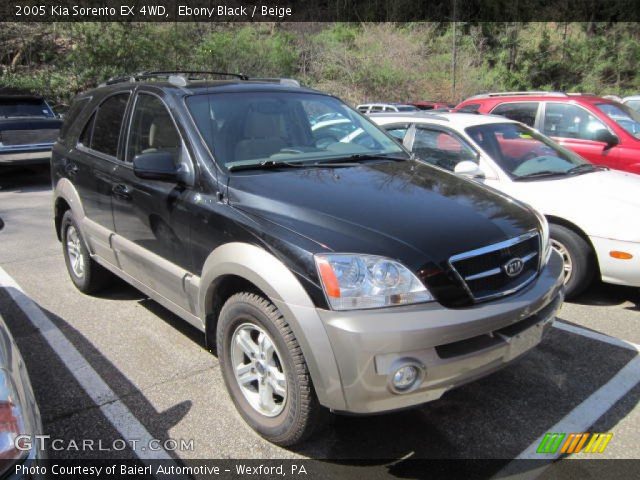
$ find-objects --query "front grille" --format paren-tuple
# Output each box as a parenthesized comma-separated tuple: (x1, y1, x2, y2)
(0, 129, 59, 146)
(449, 231, 540, 302)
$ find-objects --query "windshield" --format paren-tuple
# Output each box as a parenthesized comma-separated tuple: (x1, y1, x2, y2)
(0, 98, 54, 118)
(596, 102, 640, 138)
(186, 92, 405, 170)
(465, 122, 590, 179)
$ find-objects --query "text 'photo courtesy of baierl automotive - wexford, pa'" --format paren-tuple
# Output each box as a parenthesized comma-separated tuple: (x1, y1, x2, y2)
(0, 1, 640, 479)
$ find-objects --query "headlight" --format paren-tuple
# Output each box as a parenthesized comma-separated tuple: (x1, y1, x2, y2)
(315, 254, 434, 310)
(0, 369, 29, 475)
(533, 209, 551, 265)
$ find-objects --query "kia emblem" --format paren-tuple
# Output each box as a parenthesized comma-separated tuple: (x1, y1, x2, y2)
(504, 258, 524, 277)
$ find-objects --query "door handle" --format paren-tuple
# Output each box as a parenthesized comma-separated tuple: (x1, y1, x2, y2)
(112, 184, 132, 201)
(64, 162, 78, 177)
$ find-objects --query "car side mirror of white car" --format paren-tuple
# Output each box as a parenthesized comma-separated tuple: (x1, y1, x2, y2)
(454, 160, 485, 179)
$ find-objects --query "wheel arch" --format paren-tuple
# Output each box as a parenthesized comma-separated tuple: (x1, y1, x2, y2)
(546, 214, 601, 278)
(54, 178, 86, 241)
(198, 242, 346, 410)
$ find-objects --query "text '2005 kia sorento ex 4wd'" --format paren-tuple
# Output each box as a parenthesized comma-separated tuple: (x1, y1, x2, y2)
(52, 72, 564, 446)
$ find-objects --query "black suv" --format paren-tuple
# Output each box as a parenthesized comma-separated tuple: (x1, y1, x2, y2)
(52, 72, 564, 445)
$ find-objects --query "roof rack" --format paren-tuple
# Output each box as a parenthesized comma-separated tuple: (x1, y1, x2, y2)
(99, 70, 249, 87)
(468, 91, 568, 100)
(249, 77, 301, 87)
(367, 111, 451, 122)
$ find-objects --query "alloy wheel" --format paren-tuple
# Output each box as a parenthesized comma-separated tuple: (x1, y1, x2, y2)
(551, 238, 572, 285)
(231, 323, 287, 417)
(66, 225, 85, 278)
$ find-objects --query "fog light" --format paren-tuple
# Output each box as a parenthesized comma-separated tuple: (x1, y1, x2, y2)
(392, 365, 419, 391)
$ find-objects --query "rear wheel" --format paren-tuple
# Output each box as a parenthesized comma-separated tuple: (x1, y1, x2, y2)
(550, 223, 595, 299)
(217, 292, 323, 446)
(61, 211, 113, 294)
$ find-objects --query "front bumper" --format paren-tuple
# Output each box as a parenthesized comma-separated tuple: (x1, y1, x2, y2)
(591, 236, 640, 287)
(315, 250, 565, 414)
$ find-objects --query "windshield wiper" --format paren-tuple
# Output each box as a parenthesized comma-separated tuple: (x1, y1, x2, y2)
(566, 164, 607, 175)
(228, 159, 363, 172)
(513, 170, 568, 181)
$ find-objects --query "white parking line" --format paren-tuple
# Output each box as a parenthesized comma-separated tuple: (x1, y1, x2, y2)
(0, 266, 183, 470)
(495, 321, 640, 479)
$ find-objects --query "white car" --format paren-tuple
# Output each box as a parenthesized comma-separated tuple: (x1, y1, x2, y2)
(622, 95, 640, 113)
(357, 103, 419, 114)
(370, 111, 640, 298)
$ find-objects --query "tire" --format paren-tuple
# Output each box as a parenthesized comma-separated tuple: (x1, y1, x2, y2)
(217, 292, 323, 446)
(549, 223, 596, 299)
(61, 210, 113, 294)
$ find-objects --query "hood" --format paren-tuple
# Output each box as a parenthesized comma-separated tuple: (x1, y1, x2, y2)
(227, 161, 539, 271)
(509, 169, 640, 242)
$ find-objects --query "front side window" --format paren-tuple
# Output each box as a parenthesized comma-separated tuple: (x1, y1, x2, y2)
(491, 102, 539, 127)
(466, 122, 590, 180)
(186, 92, 404, 170)
(543, 103, 607, 141)
(411, 127, 477, 171)
(127, 94, 181, 163)
(383, 124, 410, 143)
(90, 93, 130, 157)
(595, 102, 640, 138)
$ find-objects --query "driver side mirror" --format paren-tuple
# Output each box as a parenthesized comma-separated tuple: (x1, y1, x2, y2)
(133, 151, 180, 182)
(593, 129, 619, 149)
(0, 217, 4, 231)
(454, 160, 485, 179)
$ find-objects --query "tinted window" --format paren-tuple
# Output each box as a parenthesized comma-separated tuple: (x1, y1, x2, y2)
(0, 97, 54, 118)
(127, 94, 180, 163)
(60, 97, 90, 139)
(90, 93, 130, 157)
(543, 103, 607, 141)
(457, 103, 480, 113)
(79, 113, 95, 146)
(491, 102, 539, 126)
(412, 127, 477, 171)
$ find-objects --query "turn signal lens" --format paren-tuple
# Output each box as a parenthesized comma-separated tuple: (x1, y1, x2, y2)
(316, 257, 341, 298)
(610, 251, 633, 260)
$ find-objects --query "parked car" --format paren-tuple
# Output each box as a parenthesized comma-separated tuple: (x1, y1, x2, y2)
(356, 103, 419, 114)
(370, 111, 640, 297)
(410, 101, 455, 111)
(52, 72, 563, 446)
(0, 216, 44, 477)
(622, 95, 640, 113)
(0, 94, 62, 166)
(454, 91, 640, 174)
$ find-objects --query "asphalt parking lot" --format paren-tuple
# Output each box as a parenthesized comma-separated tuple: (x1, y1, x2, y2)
(1, 166, 639, 477)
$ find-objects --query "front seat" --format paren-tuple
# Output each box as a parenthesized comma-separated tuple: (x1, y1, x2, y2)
(234, 110, 287, 161)
(144, 116, 180, 160)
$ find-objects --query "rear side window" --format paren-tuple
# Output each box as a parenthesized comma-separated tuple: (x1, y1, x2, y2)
(383, 123, 410, 142)
(491, 102, 539, 127)
(457, 103, 480, 113)
(127, 94, 181, 163)
(90, 93, 130, 157)
(79, 113, 95, 146)
(59, 97, 90, 140)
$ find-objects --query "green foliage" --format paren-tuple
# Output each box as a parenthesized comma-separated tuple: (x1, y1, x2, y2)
(1, 22, 639, 108)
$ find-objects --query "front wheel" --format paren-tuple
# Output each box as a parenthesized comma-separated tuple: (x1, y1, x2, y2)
(550, 223, 596, 299)
(217, 292, 323, 446)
